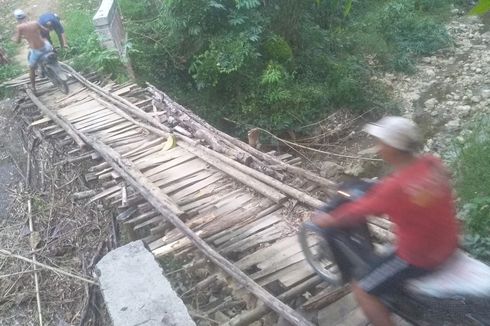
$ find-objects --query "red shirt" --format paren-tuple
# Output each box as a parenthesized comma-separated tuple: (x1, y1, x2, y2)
(330, 155, 458, 269)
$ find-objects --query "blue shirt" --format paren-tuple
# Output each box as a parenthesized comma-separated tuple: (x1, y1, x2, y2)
(38, 13, 64, 37)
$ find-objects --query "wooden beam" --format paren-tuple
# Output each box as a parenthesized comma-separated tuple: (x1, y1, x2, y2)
(178, 138, 324, 208)
(26, 89, 86, 148)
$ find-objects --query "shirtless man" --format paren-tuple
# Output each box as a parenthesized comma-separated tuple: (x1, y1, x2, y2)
(12, 9, 52, 93)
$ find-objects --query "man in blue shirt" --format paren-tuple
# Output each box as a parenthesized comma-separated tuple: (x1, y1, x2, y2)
(38, 13, 68, 48)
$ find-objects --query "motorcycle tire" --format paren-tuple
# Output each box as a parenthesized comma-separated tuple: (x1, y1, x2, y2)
(299, 223, 342, 285)
(44, 65, 69, 95)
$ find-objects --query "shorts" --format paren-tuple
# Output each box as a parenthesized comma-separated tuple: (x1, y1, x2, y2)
(321, 226, 431, 297)
(28, 40, 53, 68)
(358, 252, 430, 296)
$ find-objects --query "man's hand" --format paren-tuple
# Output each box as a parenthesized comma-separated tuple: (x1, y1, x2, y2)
(310, 210, 337, 228)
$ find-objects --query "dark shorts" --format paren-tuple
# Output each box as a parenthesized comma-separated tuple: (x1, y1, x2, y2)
(321, 225, 431, 297)
(358, 252, 430, 296)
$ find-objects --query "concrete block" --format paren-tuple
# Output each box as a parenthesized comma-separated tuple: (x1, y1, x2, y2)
(96, 241, 195, 326)
(93, 0, 117, 27)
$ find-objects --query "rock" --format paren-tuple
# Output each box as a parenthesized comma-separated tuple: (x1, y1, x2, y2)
(481, 89, 490, 99)
(425, 69, 436, 77)
(319, 161, 342, 178)
(457, 105, 471, 117)
(344, 163, 364, 177)
(471, 95, 481, 103)
(424, 98, 438, 110)
(445, 120, 460, 131)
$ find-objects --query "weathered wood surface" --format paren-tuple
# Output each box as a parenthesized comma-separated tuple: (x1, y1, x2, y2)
(16, 65, 397, 325)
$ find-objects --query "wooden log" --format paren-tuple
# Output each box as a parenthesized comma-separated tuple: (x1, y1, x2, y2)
(26, 89, 86, 148)
(178, 139, 323, 208)
(83, 136, 313, 326)
(148, 85, 336, 189)
(176, 141, 286, 204)
(225, 276, 322, 326)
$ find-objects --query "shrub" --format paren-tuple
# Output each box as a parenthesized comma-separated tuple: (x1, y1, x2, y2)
(453, 118, 490, 262)
(118, 0, 458, 134)
(59, 0, 127, 80)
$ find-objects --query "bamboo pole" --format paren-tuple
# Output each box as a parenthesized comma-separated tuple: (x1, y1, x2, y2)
(0, 249, 96, 285)
(26, 88, 86, 148)
(26, 147, 43, 326)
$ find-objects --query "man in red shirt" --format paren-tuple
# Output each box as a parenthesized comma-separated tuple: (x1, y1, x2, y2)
(311, 116, 458, 326)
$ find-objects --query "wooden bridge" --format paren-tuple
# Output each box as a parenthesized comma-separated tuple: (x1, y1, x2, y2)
(3, 65, 396, 326)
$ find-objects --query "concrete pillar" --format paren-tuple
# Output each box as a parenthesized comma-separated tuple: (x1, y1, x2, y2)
(93, 0, 127, 58)
(96, 241, 196, 326)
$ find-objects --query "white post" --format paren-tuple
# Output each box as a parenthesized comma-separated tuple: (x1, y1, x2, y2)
(93, 0, 127, 58)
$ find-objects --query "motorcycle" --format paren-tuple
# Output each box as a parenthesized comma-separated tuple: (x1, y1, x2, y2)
(299, 180, 490, 325)
(38, 49, 69, 94)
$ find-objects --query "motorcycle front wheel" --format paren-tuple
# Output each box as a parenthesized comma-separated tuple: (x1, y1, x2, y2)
(299, 222, 342, 285)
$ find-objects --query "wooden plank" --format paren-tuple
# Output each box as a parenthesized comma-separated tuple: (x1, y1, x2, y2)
(169, 172, 223, 201)
(164, 171, 219, 195)
(26, 89, 86, 148)
(106, 134, 146, 149)
(143, 152, 196, 178)
(151, 160, 209, 188)
(76, 114, 125, 132)
(250, 250, 307, 281)
(221, 222, 288, 254)
(236, 236, 298, 270)
(97, 121, 135, 137)
(178, 141, 288, 205)
(302, 285, 351, 311)
(88, 184, 122, 203)
(317, 293, 357, 326)
(58, 100, 104, 120)
(214, 213, 282, 246)
(80, 117, 127, 134)
(207, 204, 280, 244)
(257, 260, 315, 288)
(133, 215, 164, 232)
(69, 108, 117, 125)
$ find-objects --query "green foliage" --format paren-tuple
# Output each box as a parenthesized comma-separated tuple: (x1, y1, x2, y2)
(453, 118, 490, 261)
(264, 36, 292, 63)
(0, 41, 22, 83)
(119, 0, 458, 133)
(59, 0, 127, 80)
(351, 0, 452, 72)
(470, 0, 490, 15)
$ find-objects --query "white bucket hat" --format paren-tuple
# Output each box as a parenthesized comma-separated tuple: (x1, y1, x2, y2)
(363, 116, 421, 152)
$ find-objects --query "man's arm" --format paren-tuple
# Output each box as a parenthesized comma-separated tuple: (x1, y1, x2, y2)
(311, 180, 399, 228)
(52, 20, 66, 48)
(12, 26, 22, 43)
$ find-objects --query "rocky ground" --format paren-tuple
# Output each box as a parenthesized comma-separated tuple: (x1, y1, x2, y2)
(384, 11, 490, 160)
(316, 10, 490, 180)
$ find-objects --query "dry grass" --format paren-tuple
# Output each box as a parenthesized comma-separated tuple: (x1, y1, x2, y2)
(0, 98, 113, 325)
